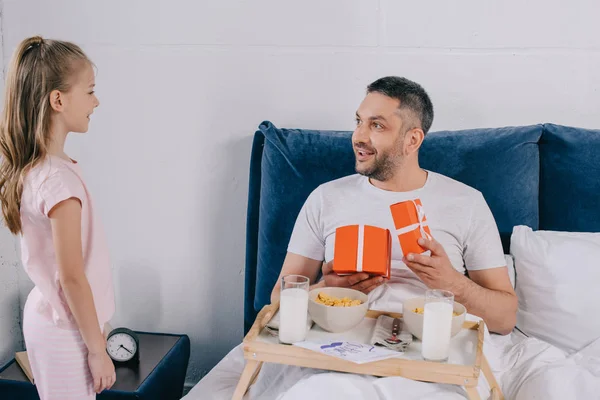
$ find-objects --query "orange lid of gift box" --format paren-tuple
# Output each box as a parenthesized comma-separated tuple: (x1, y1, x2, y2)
(333, 225, 391, 278)
(390, 199, 427, 229)
(390, 199, 431, 256)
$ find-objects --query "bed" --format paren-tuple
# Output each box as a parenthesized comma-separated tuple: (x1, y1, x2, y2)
(184, 121, 600, 399)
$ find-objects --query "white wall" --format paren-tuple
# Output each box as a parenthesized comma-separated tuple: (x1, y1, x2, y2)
(0, 230, 22, 368)
(2, 0, 600, 384)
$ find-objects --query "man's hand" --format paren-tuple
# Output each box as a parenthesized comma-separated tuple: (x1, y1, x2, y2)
(321, 261, 386, 294)
(403, 237, 463, 291)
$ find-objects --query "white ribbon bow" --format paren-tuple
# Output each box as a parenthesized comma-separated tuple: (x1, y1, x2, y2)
(394, 200, 432, 241)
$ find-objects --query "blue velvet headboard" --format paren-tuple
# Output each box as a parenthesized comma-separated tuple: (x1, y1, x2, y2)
(244, 121, 600, 332)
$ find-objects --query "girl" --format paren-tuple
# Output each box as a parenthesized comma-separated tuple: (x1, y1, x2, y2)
(0, 36, 115, 399)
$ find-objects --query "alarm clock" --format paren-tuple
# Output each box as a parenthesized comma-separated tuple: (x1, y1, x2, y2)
(106, 327, 140, 364)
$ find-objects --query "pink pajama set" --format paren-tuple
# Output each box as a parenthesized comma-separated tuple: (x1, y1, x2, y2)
(19, 155, 115, 400)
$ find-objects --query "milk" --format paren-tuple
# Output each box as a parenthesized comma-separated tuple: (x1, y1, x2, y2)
(421, 301, 453, 361)
(279, 288, 309, 344)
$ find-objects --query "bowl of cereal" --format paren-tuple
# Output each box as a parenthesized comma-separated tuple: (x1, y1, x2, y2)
(402, 297, 467, 340)
(308, 287, 369, 333)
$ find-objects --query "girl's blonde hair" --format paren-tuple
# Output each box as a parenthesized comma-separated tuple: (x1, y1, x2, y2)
(0, 36, 90, 234)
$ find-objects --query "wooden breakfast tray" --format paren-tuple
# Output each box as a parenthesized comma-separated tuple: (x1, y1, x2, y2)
(234, 302, 504, 400)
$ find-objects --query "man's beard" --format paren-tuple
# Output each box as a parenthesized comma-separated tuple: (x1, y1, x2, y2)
(355, 130, 407, 181)
(355, 150, 399, 181)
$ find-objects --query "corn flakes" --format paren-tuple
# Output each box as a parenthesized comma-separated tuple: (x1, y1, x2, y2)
(315, 292, 363, 307)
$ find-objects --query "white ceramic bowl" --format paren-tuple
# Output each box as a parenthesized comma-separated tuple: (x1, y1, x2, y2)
(402, 297, 467, 340)
(308, 287, 368, 333)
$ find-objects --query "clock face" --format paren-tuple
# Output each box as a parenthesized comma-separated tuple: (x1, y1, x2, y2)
(107, 332, 138, 362)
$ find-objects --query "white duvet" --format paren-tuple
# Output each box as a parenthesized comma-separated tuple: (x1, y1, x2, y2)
(184, 283, 600, 400)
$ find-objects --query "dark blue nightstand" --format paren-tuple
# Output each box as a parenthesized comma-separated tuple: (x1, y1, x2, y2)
(0, 332, 190, 400)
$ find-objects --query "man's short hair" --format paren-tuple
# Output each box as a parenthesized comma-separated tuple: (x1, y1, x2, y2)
(367, 76, 434, 135)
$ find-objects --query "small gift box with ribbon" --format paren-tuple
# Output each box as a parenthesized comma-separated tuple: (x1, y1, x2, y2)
(333, 225, 391, 278)
(390, 199, 432, 256)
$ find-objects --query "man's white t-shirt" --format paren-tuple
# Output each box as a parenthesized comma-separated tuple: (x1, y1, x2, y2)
(287, 171, 506, 308)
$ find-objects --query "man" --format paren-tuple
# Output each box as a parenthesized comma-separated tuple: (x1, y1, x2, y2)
(271, 76, 517, 335)
(188, 76, 519, 400)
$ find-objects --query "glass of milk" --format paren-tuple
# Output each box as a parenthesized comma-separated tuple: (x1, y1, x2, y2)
(279, 274, 310, 344)
(421, 289, 454, 362)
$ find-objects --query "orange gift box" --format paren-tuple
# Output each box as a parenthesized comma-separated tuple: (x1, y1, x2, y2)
(390, 199, 432, 256)
(333, 225, 391, 278)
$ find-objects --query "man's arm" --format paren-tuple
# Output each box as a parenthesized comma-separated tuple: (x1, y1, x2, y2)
(270, 253, 386, 303)
(404, 237, 517, 335)
(270, 253, 323, 303)
(454, 268, 517, 335)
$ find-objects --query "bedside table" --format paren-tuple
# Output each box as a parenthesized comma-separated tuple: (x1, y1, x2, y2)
(0, 332, 190, 400)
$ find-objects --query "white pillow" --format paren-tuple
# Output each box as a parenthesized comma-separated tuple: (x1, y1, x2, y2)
(504, 254, 516, 289)
(510, 225, 600, 353)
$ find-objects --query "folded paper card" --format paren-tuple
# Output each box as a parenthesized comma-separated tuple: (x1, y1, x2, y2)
(333, 225, 391, 278)
(390, 199, 432, 256)
(293, 340, 403, 364)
